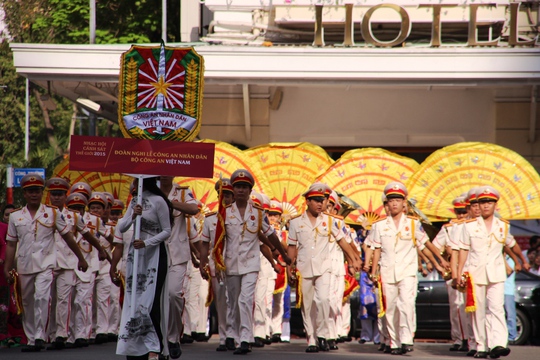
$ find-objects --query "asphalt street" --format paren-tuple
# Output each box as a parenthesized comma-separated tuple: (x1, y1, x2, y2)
(1, 337, 537, 360)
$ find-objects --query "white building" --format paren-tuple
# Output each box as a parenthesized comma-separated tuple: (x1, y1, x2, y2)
(9, 0, 540, 164)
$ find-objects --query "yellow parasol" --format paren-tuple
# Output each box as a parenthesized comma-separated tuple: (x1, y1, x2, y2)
(175, 139, 272, 212)
(407, 142, 540, 220)
(244, 142, 334, 222)
(315, 148, 420, 228)
(51, 156, 134, 203)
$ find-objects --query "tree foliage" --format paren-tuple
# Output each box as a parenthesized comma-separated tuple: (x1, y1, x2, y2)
(0, 0, 181, 205)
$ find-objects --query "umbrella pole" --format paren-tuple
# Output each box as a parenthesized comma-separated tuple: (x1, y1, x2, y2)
(130, 175, 144, 318)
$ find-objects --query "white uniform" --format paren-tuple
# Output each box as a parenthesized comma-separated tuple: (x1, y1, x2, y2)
(253, 239, 277, 340)
(328, 215, 346, 341)
(370, 214, 428, 348)
(68, 212, 105, 342)
(183, 215, 208, 336)
(48, 208, 90, 340)
(287, 212, 345, 346)
(222, 202, 275, 344)
(460, 217, 515, 352)
(92, 221, 113, 338)
(165, 185, 198, 343)
(200, 212, 228, 345)
(6, 204, 70, 346)
(432, 220, 468, 347)
(365, 223, 387, 345)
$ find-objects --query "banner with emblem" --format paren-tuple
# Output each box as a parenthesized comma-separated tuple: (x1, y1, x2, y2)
(118, 42, 204, 141)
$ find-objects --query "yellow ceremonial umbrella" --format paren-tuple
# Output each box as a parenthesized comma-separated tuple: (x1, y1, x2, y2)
(244, 142, 334, 221)
(175, 140, 272, 212)
(316, 148, 420, 228)
(50, 156, 134, 203)
(407, 142, 540, 220)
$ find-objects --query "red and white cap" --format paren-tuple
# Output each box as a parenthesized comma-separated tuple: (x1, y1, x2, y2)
(383, 182, 408, 199)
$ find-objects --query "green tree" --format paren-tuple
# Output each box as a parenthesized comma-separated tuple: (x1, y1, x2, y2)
(0, 0, 180, 205)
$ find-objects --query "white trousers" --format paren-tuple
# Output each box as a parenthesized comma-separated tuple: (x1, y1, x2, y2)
(68, 273, 96, 341)
(19, 269, 54, 345)
(471, 282, 507, 352)
(167, 262, 187, 342)
(446, 281, 467, 345)
(253, 276, 275, 338)
(375, 286, 389, 344)
(108, 281, 121, 334)
(301, 271, 332, 346)
(48, 268, 76, 339)
(341, 297, 351, 337)
(211, 275, 228, 344)
(93, 272, 112, 336)
(183, 263, 208, 334)
(271, 291, 284, 335)
(226, 272, 258, 344)
(383, 276, 417, 348)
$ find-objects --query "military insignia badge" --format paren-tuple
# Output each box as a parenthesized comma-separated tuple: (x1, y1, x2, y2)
(118, 42, 204, 141)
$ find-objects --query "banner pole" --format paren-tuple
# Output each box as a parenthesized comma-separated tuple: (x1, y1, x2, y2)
(6, 164, 13, 204)
(130, 174, 144, 318)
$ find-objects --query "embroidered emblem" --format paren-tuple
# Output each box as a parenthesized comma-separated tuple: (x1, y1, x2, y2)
(250, 215, 255, 221)
(322, 222, 326, 227)
(44, 213, 48, 218)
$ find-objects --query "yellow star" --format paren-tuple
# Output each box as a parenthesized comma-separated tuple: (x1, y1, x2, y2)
(150, 76, 171, 97)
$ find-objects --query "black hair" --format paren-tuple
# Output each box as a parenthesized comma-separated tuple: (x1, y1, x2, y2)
(2, 203, 15, 217)
(530, 235, 540, 247)
(142, 177, 175, 226)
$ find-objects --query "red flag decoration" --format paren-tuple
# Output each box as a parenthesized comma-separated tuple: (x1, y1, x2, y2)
(295, 270, 303, 309)
(464, 272, 477, 313)
(205, 279, 214, 307)
(343, 264, 360, 304)
(273, 264, 288, 295)
(212, 180, 227, 271)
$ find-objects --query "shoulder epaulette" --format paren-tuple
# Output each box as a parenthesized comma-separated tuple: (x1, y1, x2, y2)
(12, 207, 22, 212)
(45, 204, 58, 209)
(205, 211, 217, 218)
(325, 212, 344, 220)
(106, 221, 116, 227)
(225, 203, 232, 208)
(499, 218, 510, 224)
(443, 222, 453, 228)
(173, 183, 189, 189)
(252, 203, 264, 210)
(290, 213, 302, 221)
(407, 215, 419, 220)
(465, 218, 477, 223)
(67, 208, 81, 214)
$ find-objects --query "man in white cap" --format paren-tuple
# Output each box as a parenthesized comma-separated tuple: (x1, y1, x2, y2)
(369, 181, 448, 355)
(3, 174, 89, 352)
(287, 182, 361, 353)
(457, 186, 529, 359)
(45, 178, 108, 350)
(158, 175, 199, 359)
(215, 169, 290, 355)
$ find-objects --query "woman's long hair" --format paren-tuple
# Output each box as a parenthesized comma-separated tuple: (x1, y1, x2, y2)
(142, 177, 175, 226)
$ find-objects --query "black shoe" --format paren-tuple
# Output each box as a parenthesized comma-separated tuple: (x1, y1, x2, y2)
(474, 351, 489, 358)
(95, 333, 108, 345)
(459, 340, 470, 352)
(193, 333, 209, 342)
(402, 344, 414, 353)
(180, 334, 193, 344)
(35, 339, 46, 350)
(159, 355, 169, 360)
(384, 345, 392, 353)
(358, 339, 367, 344)
(88, 338, 95, 345)
(306, 345, 319, 353)
(263, 336, 272, 345)
(252, 337, 265, 348)
(47, 337, 66, 351)
(336, 337, 344, 343)
(328, 339, 338, 350)
(450, 344, 461, 351)
(216, 344, 228, 351)
(467, 350, 478, 357)
(343, 336, 352, 342)
(378, 343, 386, 351)
(391, 348, 403, 355)
(233, 341, 250, 355)
(489, 346, 510, 358)
(74, 338, 87, 348)
(21, 345, 41, 352)
(226, 338, 236, 351)
(168, 341, 182, 359)
(271, 334, 281, 343)
(317, 337, 329, 351)
(107, 333, 118, 342)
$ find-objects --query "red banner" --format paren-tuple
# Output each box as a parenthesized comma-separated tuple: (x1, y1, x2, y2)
(69, 135, 214, 178)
